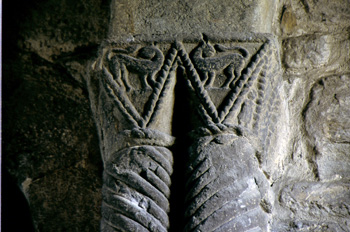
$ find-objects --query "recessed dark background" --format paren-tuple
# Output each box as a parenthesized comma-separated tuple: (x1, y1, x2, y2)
(3, 1, 37, 230)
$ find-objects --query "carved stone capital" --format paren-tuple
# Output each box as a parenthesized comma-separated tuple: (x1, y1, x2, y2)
(86, 34, 282, 231)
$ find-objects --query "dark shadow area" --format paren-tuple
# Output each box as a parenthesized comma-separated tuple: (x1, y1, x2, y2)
(2, 1, 37, 231)
(168, 67, 194, 232)
(2, 0, 107, 230)
(1, 170, 35, 232)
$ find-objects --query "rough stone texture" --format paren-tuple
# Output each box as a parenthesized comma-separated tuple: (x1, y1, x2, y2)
(88, 1, 284, 231)
(108, 0, 279, 41)
(305, 75, 350, 181)
(3, 53, 103, 231)
(88, 37, 178, 230)
(270, 0, 350, 230)
(279, 0, 350, 36)
(272, 74, 350, 230)
(87, 29, 283, 231)
(282, 34, 350, 76)
(185, 134, 270, 232)
(177, 36, 281, 232)
(3, 0, 109, 231)
(3, 0, 350, 231)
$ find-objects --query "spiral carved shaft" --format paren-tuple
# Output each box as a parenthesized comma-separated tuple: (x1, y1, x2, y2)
(101, 145, 173, 232)
(184, 133, 269, 232)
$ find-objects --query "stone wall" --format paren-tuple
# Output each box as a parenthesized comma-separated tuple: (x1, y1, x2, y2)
(273, 1, 350, 230)
(3, 0, 350, 231)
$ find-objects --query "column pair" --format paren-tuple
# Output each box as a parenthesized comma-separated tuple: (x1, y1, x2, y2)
(87, 33, 282, 232)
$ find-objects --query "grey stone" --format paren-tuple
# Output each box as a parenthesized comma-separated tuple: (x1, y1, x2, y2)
(282, 33, 350, 76)
(3, 53, 102, 231)
(3, 0, 108, 230)
(88, 38, 177, 230)
(3, 0, 350, 231)
(303, 75, 350, 181)
(280, 0, 350, 36)
(86, 33, 281, 231)
(178, 36, 281, 232)
(279, 181, 350, 221)
(108, 0, 279, 41)
(271, 74, 350, 231)
(18, 0, 109, 61)
(185, 134, 270, 232)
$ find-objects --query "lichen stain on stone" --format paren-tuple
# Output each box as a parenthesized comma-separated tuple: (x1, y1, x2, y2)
(281, 9, 297, 34)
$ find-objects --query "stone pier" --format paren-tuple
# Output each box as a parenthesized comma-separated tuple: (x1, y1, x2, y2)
(3, 0, 350, 231)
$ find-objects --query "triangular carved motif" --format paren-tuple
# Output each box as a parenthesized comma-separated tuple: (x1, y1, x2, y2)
(176, 40, 271, 125)
(101, 44, 178, 128)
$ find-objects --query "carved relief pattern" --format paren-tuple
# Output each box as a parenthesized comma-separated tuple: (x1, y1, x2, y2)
(176, 38, 280, 232)
(184, 137, 270, 232)
(92, 36, 281, 232)
(101, 144, 173, 232)
(101, 44, 178, 128)
(176, 39, 280, 135)
(97, 44, 177, 231)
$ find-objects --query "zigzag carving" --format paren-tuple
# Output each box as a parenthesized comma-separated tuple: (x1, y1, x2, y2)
(175, 41, 221, 124)
(101, 44, 178, 128)
(93, 36, 281, 232)
(97, 43, 177, 232)
(176, 38, 281, 153)
(99, 39, 280, 137)
(176, 40, 275, 127)
(220, 42, 272, 123)
(178, 38, 280, 232)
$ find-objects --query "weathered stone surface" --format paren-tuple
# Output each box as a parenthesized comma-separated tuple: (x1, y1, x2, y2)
(279, 181, 350, 223)
(25, 167, 102, 231)
(269, 1, 350, 231)
(172, 36, 281, 231)
(3, 0, 109, 230)
(280, 0, 350, 36)
(88, 34, 280, 231)
(304, 74, 350, 181)
(282, 33, 350, 76)
(18, 0, 109, 61)
(271, 74, 350, 231)
(185, 134, 271, 232)
(89, 37, 178, 230)
(108, 0, 279, 41)
(275, 180, 350, 231)
(3, 0, 350, 231)
(3, 52, 103, 230)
